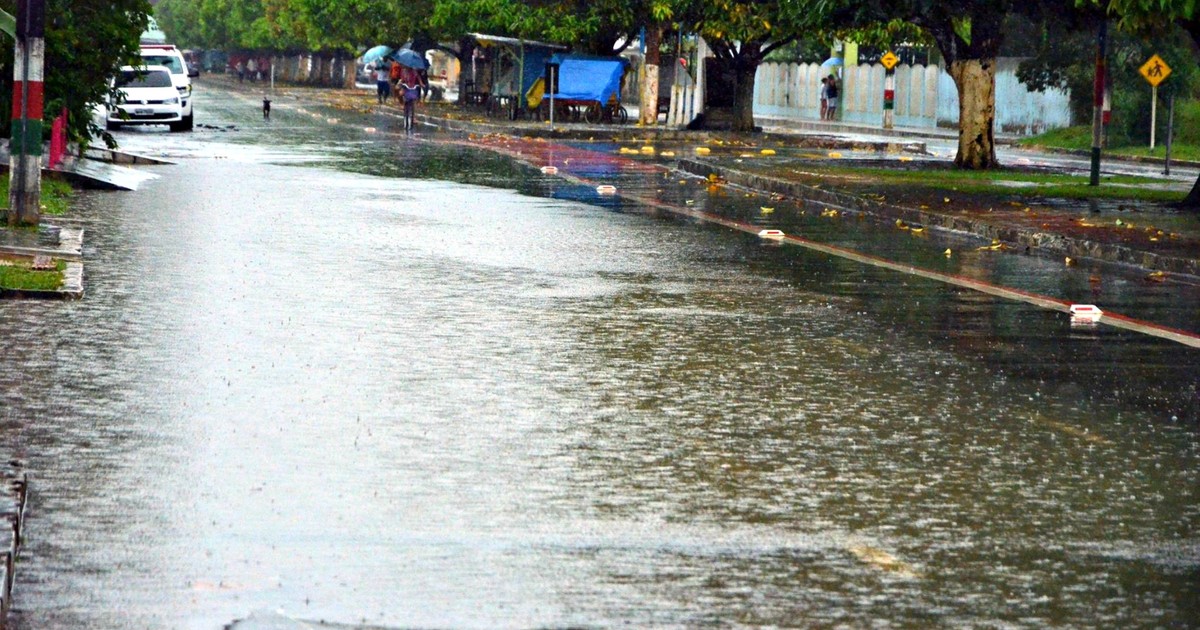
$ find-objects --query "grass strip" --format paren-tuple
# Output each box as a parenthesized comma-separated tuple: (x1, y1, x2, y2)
(794, 165, 1185, 202)
(1019, 125, 1200, 163)
(0, 259, 65, 291)
(0, 177, 74, 216)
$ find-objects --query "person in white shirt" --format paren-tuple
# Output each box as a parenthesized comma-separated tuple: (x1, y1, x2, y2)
(372, 61, 392, 104)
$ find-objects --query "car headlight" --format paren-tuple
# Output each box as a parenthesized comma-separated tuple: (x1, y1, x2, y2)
(166, 97, 179, 104)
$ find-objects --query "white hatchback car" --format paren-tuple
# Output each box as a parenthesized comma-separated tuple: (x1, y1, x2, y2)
(140, 44, 196, 130)
(107, 66, 186, 131)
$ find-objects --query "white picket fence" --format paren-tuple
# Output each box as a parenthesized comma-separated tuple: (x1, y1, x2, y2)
(754, 58, 1072, 135)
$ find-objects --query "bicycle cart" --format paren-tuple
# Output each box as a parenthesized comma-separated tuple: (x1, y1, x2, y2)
(541, 55, 629, 125)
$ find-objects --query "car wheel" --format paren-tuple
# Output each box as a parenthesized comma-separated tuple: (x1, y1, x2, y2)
(106, 119, 122, 131)
(170, 113, 194, 133)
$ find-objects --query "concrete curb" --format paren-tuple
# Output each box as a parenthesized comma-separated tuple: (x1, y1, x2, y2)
(677, 158, 1200, 279)
(0, 226, 86, 300)
(0, 462, 28, 622)
(83, 148, 178, 166)
(415, 113, 928, 154)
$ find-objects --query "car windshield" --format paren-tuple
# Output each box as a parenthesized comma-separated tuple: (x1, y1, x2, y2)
(116, 70, 173, 89)
(141, 54, 182, 74)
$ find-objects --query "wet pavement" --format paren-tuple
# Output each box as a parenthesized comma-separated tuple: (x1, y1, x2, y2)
(0, 78, 1197, 628)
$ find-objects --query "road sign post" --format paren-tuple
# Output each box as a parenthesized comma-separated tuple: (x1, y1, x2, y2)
(880, 51, 899, 130)
(1138, 54, 1171, 150)
(1165, 94, 1175, 176)
(1151, 85, 1157, 149)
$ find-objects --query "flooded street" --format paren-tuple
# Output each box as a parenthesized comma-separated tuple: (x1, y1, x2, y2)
(1, 81, 1197, 628)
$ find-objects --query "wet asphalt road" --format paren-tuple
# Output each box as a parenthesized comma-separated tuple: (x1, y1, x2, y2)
(0, 80, 1196, 628)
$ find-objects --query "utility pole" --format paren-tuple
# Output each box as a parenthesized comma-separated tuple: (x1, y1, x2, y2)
(1088, 19, 1107, 187)
(8, 0, 45, 227)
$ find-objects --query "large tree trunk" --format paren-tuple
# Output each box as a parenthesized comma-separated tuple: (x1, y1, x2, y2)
(1181, 175, 1200, 210)
(731, 60, 758, 132)
(639, 26, 662, 126)
(456, 37, 476, 103)
(948, 57, 998, 169)
(1180, 28, 1200, 210)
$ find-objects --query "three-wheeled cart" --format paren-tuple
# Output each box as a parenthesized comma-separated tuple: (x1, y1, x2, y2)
(538, 55, 629, 124)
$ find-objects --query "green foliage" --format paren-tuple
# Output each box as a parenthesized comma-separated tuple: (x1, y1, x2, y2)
(1017, 13, 1198, 145)
(156, 0, 671, 56)
(764, 39, 835, 64)
(0, 0, 150, 149)
(1098, 0, 1199, 47)
(819, 0, 1013, 63)
(1176, 98, 1200, 145)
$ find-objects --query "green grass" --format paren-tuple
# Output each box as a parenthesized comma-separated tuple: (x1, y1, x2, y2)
(1110, 144, 1200, 163)
(811, 166, 1183, 202)
(0, 177, 74, 216)
(1020, 124, 1200, 163)
(0, 259, 65, 292)
(1017, 125, 1094, 151)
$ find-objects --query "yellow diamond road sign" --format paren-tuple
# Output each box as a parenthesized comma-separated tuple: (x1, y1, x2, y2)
(1139, 54, 1171, 87)
(880, 51, 900, 70)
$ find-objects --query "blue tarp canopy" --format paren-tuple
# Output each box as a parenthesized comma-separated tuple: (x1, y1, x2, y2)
(549, 56, 627, 104)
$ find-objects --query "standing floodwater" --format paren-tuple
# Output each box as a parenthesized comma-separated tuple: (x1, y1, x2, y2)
(0, 81, 1196, 629)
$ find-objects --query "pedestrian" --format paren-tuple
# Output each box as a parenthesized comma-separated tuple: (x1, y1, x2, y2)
(236, 59, 246, 83)
(418, 68, 430, 100)
(819, 76, 829, 120)
(247, 57, 258, 82)
(373, 61, 392, 105)
(825, 74, 839, 120)
(398, 65, 426, 131)
(389, 59, 404, 103)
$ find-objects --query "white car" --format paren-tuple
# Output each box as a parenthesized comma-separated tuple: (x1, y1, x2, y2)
(139, 44, 196, 130)
(106, 66, 186, 131)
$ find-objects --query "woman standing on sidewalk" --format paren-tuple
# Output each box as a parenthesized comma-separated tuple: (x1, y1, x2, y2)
(825, 74, 839, 120)
(819, 77, 829, 120)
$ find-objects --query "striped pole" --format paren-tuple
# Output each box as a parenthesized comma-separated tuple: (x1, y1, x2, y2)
(8, 0, 45, 227)
(883, 68, 895, 130)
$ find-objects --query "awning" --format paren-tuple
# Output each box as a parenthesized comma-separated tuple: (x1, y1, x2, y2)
(469, 33, 568, 50)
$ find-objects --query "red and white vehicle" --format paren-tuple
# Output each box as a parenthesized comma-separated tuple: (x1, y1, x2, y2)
(139, 44, 197, 131)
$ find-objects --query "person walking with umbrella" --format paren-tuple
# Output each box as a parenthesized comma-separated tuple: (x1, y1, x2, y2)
(389, 58, 404, 104)
(372, 59, 392, 105)
(394, 49, 428, 131)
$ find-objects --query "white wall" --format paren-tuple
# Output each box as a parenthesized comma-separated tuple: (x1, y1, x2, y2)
(755, 58, 1071, 135)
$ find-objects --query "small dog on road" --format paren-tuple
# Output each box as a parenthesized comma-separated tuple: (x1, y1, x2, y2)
(262, 97, 271, 120)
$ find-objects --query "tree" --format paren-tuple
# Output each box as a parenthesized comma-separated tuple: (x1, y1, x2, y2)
(1100, 0, 1200, 208)
(0, 0, 151, 149)
(1017, 13, 1196, 145)
(827, 0, 1018, 169)
(686, 0, 812, 132)
(428, 0, 653, 97)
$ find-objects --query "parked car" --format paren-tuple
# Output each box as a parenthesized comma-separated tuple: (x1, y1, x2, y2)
(106, 66, 187, 132)
(140, 44, 197, 131)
